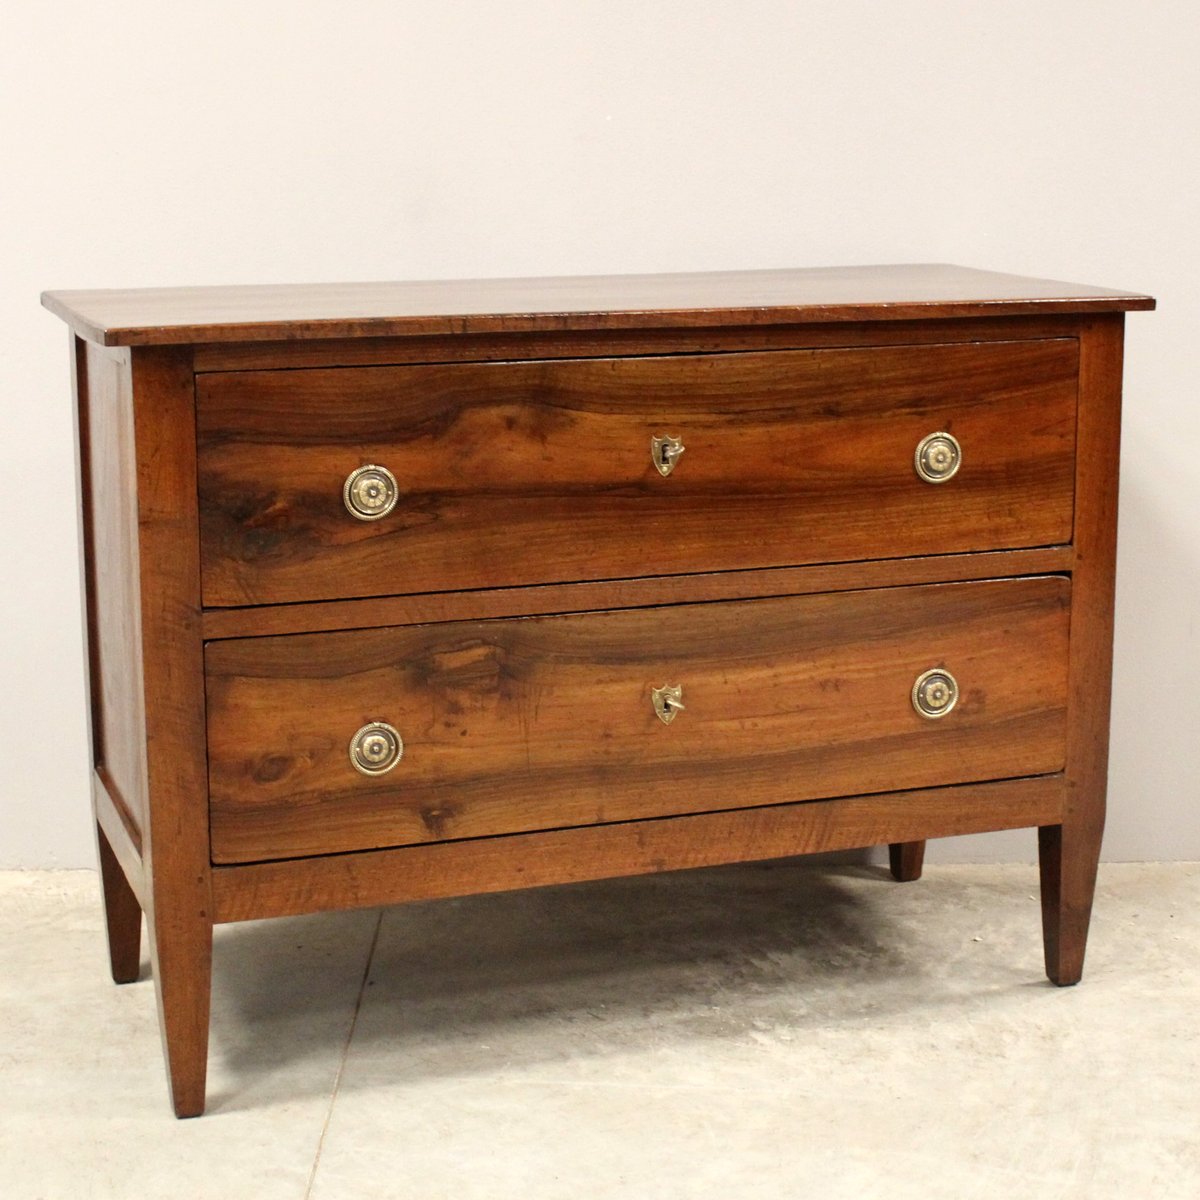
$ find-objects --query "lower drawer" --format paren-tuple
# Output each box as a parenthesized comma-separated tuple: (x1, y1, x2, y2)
(205, 576, 1070, 863)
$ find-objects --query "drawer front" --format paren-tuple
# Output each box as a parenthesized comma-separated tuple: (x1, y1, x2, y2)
(197, 340, 1078, 606)
(206, 576, 1070, 863)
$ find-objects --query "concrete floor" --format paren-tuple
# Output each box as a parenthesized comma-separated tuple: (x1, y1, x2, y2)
(1, 861, 1197, 1199)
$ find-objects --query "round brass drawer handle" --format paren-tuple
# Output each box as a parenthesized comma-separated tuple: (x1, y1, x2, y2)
(349, 721, 404, 775)
(912, 668, 959, 720)
(914, 431, 962, 484)
(343, 464, 398, 521)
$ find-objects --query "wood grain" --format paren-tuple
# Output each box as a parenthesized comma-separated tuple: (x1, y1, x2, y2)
(211, 775, 1066, 924)
(128, 347, 213, 1118)
(77, 341, 148, 842)
(47, 265, 1154, 1117)
(206, 577, 1070, 864)
(199, 546, 1074, 641)
(73, 335, 148, 985)
(197, 340, 1078, 606)
(191, 313, 1088, 373)
(42, 264, 1153, 347)
(1040, 314, 1125, 986)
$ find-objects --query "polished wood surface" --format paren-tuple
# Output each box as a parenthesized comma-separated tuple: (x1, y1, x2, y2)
(198, 340, 1077, 606)
(212, 775, 1066, 924)
(200, 546, 1073, 641)
(73, 340, 213, 1115)
(128, 348, 213, 1118)
(73, 335, 148, 985)
(76, 341, 147, 845)
(1040, 314, 1126, 986)
(190, 312, 1087, 373)
(206, 578, 1070, 863)
(43, 264, 1153, 347)
(50, 266, 1152, 1116)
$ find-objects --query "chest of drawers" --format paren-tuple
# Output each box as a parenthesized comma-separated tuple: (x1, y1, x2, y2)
(44, 264, 1153, 1117)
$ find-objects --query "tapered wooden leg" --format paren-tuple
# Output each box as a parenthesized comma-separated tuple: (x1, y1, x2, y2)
(124, 346, 215, 1118)
(1038, 822, 1101, 986)
(97, 822, 142, 984)
(1036, 317, 1123, 988)
(888, 840, 926, 882)
(148, 905, 213, 1118)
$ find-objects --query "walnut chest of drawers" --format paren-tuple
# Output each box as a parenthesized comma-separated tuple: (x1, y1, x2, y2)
(44, 264, 1154, 1117)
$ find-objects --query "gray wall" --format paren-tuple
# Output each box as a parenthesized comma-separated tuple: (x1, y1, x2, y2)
(1, 1, 1194, 866)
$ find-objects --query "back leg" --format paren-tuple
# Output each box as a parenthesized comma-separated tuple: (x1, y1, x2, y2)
(888, 840, 926, 883)
(97, 822, 142, 983)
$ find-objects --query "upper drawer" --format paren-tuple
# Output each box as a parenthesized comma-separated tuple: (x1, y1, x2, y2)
(196, 339, 1078, 606)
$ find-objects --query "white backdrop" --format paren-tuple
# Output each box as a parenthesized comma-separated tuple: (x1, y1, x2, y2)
(1, 2, 1194, 867)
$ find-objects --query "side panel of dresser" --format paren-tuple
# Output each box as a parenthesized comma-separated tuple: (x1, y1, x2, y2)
(1039, 313, 1125, 986)
(74, 337, 147, 933)
(73, 338, 212, 1117)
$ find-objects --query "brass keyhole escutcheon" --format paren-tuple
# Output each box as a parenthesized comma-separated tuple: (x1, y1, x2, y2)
(914, 432, 962, 484)
(349, 721, 404, 775)
(651, 435, 685, 477)
(343, 464, 399, 520)
(911, 669, 959, 719)
(652, 684, 686, 724)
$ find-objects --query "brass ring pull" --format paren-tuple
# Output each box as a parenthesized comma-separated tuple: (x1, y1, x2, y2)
(651, 435, 685, 477)
(349, 721, 404, 775)
(652, 684, 685, 724)
(914, 432, 962, 484)
(343, 464, 399, 520)
(911, 669, 959, 719)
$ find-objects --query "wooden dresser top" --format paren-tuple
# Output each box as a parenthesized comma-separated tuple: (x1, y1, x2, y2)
(43, 263, 1154, 348)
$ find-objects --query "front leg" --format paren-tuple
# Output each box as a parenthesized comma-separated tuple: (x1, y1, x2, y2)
(1038, 819, 1103, 986)
(148, 896, 213, 1118)
(1038, 314, 1124, 987)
